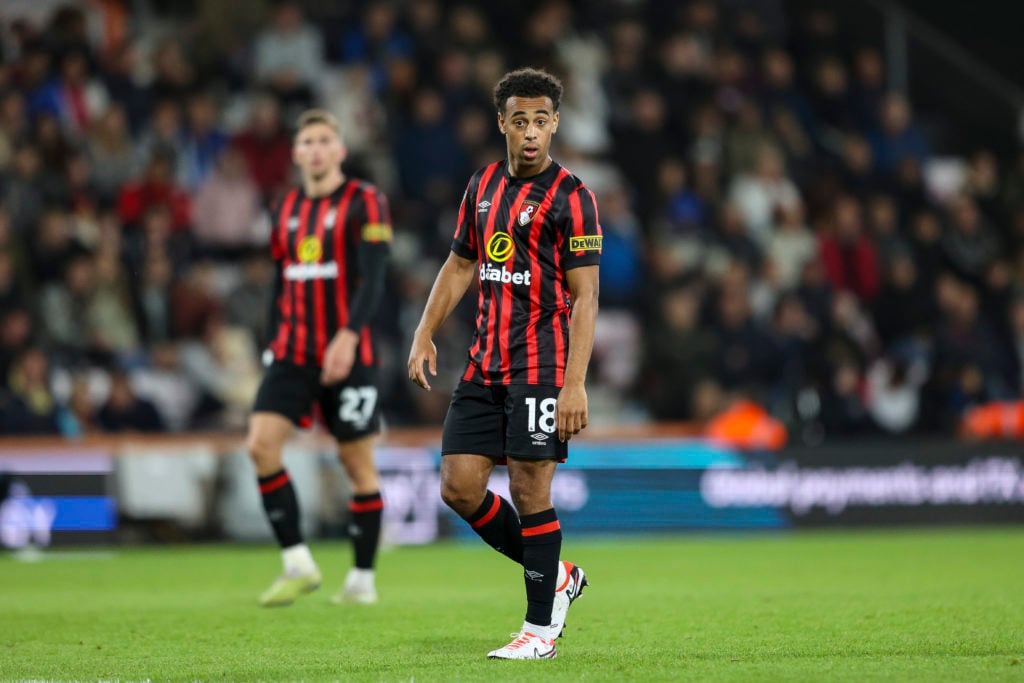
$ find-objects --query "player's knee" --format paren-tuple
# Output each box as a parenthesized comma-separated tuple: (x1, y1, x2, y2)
(344, 464, 379, 494)
(509, 478, 550, 512)
(440, 478, 480, 516)
(246, 432, 283, 472)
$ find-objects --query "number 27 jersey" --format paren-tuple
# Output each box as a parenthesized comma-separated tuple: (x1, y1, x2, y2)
(451, 160, 602, 387)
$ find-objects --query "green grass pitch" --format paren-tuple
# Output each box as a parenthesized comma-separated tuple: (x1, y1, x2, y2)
(1, 528, 1022, 682)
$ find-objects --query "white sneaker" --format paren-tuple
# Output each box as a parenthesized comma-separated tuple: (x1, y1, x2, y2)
(487, 629, 557, 660)
(550, 561, 588, 638)
(330, 567, 378, 605)
(258, 569, 322, 607)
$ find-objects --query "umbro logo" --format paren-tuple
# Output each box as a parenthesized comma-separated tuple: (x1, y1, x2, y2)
(524, 569, 545, 581)
(288, 217, 300, 230)
(325, 209, 337, 229)
(531, 433, 549, 441)
(477, 200, 491, 212)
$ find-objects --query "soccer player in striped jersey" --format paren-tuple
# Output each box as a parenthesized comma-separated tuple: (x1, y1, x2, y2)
(408, 68, 601, 660)
(248, 110, 391, 607)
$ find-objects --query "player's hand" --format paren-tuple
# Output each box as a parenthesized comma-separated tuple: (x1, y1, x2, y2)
(556, 383, 588, 442)
(407, 332, 437, 391)
(321, 328, 359, 384)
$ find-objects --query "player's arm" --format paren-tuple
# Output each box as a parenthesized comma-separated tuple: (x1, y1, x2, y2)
(407, 251, 476, 391)
(408, 179, 480, 390)
(322, 191, 392, 384)
(264, 204, 286, 351)
(557, 185, 602, 442)
(558, 265, 599, 442)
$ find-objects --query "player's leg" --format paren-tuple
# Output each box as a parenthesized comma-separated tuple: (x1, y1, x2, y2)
(509, 457, 561, 631)
(487, 385, 586, 659)
(440, 381, 523, 563)
(486, 457, 560, 659)
(321, 366, 384, 604)
(332, 433, 382, 604)
(249, 363, 321, 607)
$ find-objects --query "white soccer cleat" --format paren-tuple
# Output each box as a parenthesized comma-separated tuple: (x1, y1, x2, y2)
(487, 630, 557, 660)
(258, 569, 322, 607)
(330, 567, 378, 605)
(550, 561, 588, 638)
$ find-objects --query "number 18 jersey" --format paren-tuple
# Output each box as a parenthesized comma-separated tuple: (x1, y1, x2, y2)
(451, 160, 602, 387)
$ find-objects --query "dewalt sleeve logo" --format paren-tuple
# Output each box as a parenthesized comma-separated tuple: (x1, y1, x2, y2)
(362, 222, 393, 243)
(569, 235, 602, 252)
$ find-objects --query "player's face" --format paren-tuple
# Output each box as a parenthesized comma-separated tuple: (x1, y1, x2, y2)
(292, 122, 346, 181)
(498, 96, 559, 173)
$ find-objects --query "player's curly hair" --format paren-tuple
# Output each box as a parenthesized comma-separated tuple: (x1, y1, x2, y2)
(493, 68, 563, 113)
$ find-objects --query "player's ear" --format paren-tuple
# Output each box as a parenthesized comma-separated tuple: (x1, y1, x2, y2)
(551, 111, 559, 134)
(497, 111, 506, 135)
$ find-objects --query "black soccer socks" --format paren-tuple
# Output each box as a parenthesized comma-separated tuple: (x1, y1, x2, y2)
(349, 492, 384, 569)
(465, 490, 524, 564)
(258, 469, 302, 548)
(520, 508, 562, 627)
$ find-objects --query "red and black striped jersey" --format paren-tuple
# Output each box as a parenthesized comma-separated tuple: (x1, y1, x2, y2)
(267, 178, 392, 367)
(451, 160, 602, 387)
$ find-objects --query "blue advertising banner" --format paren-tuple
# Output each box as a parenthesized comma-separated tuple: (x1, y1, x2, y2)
(449, 440, 787, 539)
(0, 450, 116, 548)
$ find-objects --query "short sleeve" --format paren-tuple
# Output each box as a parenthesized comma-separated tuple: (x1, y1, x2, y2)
(561, 186, 602, 269)
(451, 182, 478, 260)
(359, 187, 393, 245)
(268, 199, 287, 260)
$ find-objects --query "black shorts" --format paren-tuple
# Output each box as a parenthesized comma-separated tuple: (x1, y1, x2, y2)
(253, 359, 381, 442)
(441, 380, 567, 462)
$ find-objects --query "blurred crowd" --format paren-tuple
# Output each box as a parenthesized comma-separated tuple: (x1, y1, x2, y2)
(1, 0, 1024, 443)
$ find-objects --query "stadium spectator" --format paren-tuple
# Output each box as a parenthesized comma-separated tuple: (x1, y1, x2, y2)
(117, 150, 191, 231)
(0, 347, 60, 434)
(3, 143, 48, 236)
(30, 49, 108, 138)
(595, 185, 644, 310)
(231, 94, 292, 202)
(655, 157, 710, 238)
(97, 42, 150, 134)
(728, 143, 800, 248)
(86, 104, 135, 204)
(149, 39, 195, 103)
(177, 91, 227, 192)
(192, 148, 263, 253)
(869, 92, 929, 176)
(253, 2, 324, 108)
(38, 252, 95, 359)
(96, 369, 164, 432)
(223, 254, 275, 347)
(642, 281, 717, 420)
(940, 195, 1000, 286)
(872, 249, 935, 348)
(88, 248, 140, 356)
(819, 195, 880, 301)
(766, 202, 815, 289)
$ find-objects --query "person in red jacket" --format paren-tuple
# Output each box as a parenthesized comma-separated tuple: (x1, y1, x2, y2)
(116, 150, 190, 231)
(819, 194, 880, 301)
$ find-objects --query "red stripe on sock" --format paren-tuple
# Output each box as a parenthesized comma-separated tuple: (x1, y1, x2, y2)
(470, 494, 501, 529)
(522, 520, 561, 537)
(350, 498, 384, 513)
(259, 472, 290, 494)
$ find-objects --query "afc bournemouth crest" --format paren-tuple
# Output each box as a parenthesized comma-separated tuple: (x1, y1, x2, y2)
(518, 201, 540, 227)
